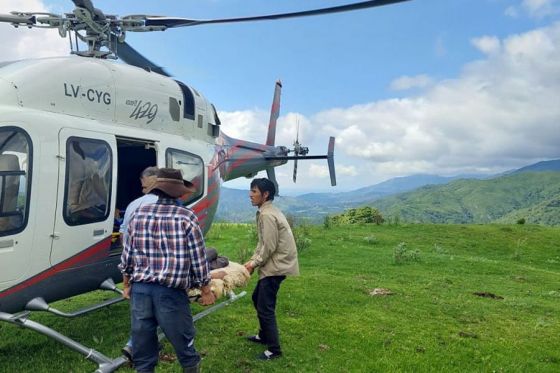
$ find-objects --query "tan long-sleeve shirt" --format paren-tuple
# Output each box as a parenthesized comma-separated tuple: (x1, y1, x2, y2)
(250, 201, 299, 279)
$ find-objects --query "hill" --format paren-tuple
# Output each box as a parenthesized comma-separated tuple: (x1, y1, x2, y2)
(297, 173, 487, 204)
(511, 159, 560, 173)
(372, 171, 560, 225)
(216, 159, 560, 224)
(217, 174, 490, 223)
(215, 187, 344, 223)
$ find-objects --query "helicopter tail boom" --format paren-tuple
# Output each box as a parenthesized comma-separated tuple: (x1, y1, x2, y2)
(217, 82, 336, 191)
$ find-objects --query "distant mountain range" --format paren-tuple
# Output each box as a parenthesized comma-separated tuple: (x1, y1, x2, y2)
(215, 159, 560, 225)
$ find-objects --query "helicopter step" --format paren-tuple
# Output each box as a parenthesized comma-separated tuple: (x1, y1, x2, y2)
(25, 278, 126, 318)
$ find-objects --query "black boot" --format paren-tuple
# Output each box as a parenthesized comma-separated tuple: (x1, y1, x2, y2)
(183, 362, 200, 373)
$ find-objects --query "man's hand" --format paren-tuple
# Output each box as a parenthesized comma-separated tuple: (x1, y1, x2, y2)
(198, 285, 216, 306)
(244, 261, 255, 275)
(122, 275, 131, 299)
(122, 285, 131, 300)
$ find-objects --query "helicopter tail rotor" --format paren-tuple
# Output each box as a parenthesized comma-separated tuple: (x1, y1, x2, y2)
(327, 136, 337, 186)
(291, 119, 308, 184)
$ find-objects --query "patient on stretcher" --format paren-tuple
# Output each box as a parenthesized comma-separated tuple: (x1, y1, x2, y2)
(188, 261, 250, 300)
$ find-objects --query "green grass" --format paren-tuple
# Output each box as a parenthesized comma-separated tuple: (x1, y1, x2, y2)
(1, 223, 560, 372)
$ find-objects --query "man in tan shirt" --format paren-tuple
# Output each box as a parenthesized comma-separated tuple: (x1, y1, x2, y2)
(244, 178, 299, 360)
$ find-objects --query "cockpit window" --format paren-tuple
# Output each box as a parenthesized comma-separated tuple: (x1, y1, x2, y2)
(0, 127, 32, 236)
(64, 137, 112, 226)
(166, 149, 204, 205)
(175, 81, 195, 120)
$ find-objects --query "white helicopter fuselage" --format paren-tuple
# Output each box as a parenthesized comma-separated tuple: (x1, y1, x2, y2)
(0, 56, 286, 313)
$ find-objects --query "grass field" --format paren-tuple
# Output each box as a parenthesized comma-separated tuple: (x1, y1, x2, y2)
(1, 223, 559, 372)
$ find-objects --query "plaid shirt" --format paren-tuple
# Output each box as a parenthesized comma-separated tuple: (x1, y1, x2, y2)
(119, 198, 211, 290)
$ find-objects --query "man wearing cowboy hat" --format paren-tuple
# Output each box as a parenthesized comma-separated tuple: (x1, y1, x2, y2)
(119, 168, 215, 373)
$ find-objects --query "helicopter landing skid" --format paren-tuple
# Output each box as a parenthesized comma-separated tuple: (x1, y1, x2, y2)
(0, 310, 129, 372)
(0, 290, 246, 373)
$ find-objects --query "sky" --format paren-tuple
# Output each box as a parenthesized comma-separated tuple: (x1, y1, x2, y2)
(1, 0, 559, 194)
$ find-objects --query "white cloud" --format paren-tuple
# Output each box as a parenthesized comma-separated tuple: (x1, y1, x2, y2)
(309, 163, 329, 178)
(336, 164, 358, 177)
(312, 22, 560, 178)
(506, 0, 560, 19)
(471, 36, 501, 55)
(0, 1, 68, 60)
(308, 163, 356, 179)
(390, 74, 433, 91)
(218, 109, 269, 142)
(522, 0, 560, 18)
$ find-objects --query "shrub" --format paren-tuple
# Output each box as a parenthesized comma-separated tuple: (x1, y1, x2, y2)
(293, 221, 312, 253)
(433, 244, 448, 255)
(330, 206, 385, 225)
(364, 235, 377, 245)
(236, 244, 252, 263)
(389, 214, 401, 226)
(517, 218, 526, 225)
(296, 236, 312, 253)
(323, 215, 333, 229)
(393, 242, 421, 265)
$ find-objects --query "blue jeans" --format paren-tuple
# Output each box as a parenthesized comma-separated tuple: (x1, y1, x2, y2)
(131, 282, 200, 372)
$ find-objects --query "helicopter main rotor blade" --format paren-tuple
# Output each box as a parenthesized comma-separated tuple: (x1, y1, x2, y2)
(72, 0, 107, 21)
(0, 13, 36, 25)
(142, 0, 411, 29)
(72, 0, 94, 13)
(115, 41, 171, 77)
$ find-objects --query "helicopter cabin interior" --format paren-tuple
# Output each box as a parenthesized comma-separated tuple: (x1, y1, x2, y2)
(113, 137, 157, 245)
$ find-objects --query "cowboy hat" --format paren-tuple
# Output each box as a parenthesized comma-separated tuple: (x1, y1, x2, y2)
(146, 168, 196, 198)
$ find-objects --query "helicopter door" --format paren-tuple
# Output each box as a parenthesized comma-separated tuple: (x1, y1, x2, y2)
(50, 129, 116, 266)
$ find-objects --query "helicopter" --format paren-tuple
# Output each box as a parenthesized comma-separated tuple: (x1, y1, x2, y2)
(0, 1, 411, 371)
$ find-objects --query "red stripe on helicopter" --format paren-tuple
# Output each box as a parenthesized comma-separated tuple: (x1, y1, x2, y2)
(192, 193, 218, 217)
(0, 237, 112, 299)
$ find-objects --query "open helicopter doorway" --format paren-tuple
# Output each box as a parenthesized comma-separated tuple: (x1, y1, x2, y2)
(113, 137, 157, 249)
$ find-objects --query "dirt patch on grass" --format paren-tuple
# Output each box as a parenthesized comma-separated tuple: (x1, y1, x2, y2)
(473, 292, 503, 300)
(369, 288, 394, 296)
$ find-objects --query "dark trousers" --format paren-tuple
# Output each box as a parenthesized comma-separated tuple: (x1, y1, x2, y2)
(252, 276, 286, 354)
(130, 282, 199, 372)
